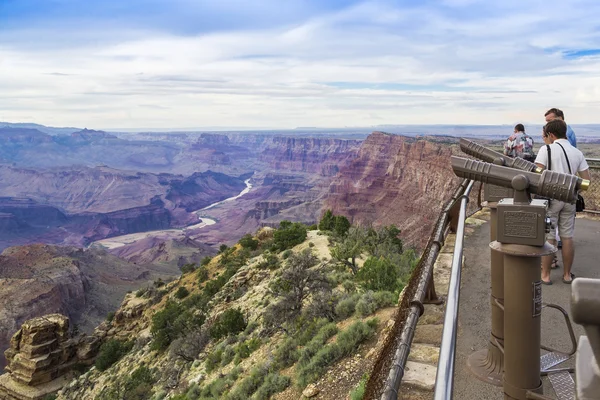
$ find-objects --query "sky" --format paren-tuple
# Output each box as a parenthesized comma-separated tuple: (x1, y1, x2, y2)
(1, 0, 600, 130)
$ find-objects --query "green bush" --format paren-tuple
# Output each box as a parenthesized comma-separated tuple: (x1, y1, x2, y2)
(175, 286, 190, 299)
(308, 242, 315, 248)
(336, 319, 377, 356)
(151, 302, 204, 351)
(297, 322, 338, 367)
(355, 291, 377, 317)
(333, 215, 351, 237)
(196, 267, 209, 283)
(210, 308, 247, 340)
(307, 224, 318, 231)
(205, 348, 224, 373)
(234, 338, 261, 360)
(373, 291, 397, 308)
(219, 244, 229, 253)
(180, 263, 197, 274)
(239, 234, 259, 250)
(355, 257, 399, 292)
(136, 287, 148, 297)
(342, 279, 356, 293)
(253, 373, 291, 400)
(296, 343, 341, 388)
(318, 210, 335, 231)
(273, 337, 299, 369)
(105, 311, 115, 323)
(123, 366, 155, 399)
(201, 256, 212, 266)
(256, 252, 280, 270)
(350, 373, 369, 400)
(227, 365, 267, 400)
(186, 383, 201, 399)
(334, 294, 361, 320)
(295, 318, 330, 346)
(273, 221, 308, 251)
(282, 250, 293, 259)
(95, 339, 133, 371)
(220, 345, 235, 367)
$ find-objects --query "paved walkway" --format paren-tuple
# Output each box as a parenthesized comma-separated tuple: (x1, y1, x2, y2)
(454, 213, 600, 399)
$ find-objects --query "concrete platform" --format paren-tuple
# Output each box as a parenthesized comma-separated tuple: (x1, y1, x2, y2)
(453, 216, 600, 399)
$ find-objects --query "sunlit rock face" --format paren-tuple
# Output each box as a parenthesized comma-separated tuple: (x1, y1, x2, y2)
(323, 132, 464, 248)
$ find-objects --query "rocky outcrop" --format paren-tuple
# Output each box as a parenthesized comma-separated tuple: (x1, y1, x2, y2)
(0, 244, 175, 371)
(323, 132, 463, 248)
(0, 314, 100, 400)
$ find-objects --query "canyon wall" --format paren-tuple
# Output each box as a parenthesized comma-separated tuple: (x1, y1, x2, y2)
(323, 132, 465, 248)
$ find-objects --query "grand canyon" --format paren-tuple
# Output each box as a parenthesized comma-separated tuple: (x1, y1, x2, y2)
(2, 121, 596, 399)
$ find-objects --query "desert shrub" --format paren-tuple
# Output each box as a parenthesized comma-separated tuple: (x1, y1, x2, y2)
(294, 317, 330, 346)
(169, 330, 209, 362)
(273, 221, 308, 251)
(355, 291, 377, 317)
(95, 339, 133, 371)
(256, 252, 280, 270)
(123, 366, 155, 400)
(350, 373, 369, 400)
(244, 320, 259, 335)
(239, 233, 259, 250)
(175, 286, 190, 299)
(307, 224, 318, 230)
(227, 365, 267, 400)
(355, 257, 399, 292)
(136, 287, 147, 297)
(219, 244, 229, 253)
(151, 302, 205, 351)
(297, 322, 338, 367)
(201, 256, 212, 266)
(186, 383, 201, 399)
(210, 308, 247, 340)
(220, 345, 235, 367)
(180, 263, 196, 274)
(253, 373, 291, 400)
(273, 337, 299, 369)
(336, 319, 376, 356)
(334, 293, 361, 320)
(342, 279, 357, 293)
(234, 337, 261, 361)
(153, 278, 165, 288)
(296, 343, 341, 388)
(281, 249, 293, 259)
(373, 291, 397, 308)
(308, 242, 315, 248)
(196, 267, 209, 283)
(105, 311, 115, 323)
(333, 215, 351, 237)
(205, 347, 224, 373)
(42, 396, 57, 400)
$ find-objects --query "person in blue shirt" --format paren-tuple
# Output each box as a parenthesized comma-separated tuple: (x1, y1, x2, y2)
(545, 108, 576, 147)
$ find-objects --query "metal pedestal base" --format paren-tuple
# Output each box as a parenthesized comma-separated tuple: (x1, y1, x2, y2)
(467, 346, 504, 387)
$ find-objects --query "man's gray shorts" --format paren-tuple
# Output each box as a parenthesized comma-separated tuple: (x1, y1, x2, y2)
(547, 200, 576, 240)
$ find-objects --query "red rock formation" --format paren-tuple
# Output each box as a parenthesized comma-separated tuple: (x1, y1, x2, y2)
(259, 137, 362, 176)
(323, 132, 465, 248)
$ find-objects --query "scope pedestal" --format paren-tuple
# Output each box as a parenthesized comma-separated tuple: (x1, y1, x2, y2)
(467, 200, 504, 387)
(491, 241, 555, 399)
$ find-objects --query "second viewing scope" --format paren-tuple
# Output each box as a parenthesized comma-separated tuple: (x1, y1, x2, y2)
(459, 138, 542, 173)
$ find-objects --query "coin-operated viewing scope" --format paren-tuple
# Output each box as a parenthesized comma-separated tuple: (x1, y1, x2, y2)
(459, 138, 543, 203)
(451, 156, 589, 246)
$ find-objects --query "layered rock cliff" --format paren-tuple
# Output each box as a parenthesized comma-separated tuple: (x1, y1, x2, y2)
(323, 132, 463, 248)
(0, 244, 177, 371)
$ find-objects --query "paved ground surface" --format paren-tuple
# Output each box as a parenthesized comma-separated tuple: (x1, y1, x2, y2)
(454, 214, 600, 400)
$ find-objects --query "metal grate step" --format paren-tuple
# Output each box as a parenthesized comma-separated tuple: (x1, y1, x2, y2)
(541, 352, 570, 372)
(548, 371, 575, 400)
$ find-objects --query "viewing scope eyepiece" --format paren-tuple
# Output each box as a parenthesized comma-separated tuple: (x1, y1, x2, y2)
(459, 138, 543, 174)
(451, 156, 589, 204)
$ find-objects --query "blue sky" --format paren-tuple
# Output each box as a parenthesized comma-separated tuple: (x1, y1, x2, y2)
(1, 0, 600, 129)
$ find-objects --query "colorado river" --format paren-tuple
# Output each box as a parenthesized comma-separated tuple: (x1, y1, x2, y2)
(93, 178, 253, 250)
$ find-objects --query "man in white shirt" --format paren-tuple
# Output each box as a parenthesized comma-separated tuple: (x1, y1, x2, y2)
(535, 119, 590, 285)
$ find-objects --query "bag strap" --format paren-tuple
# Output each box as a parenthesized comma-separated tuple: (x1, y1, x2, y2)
(556, 142, 573, 174)
(546, 145, 551, 171)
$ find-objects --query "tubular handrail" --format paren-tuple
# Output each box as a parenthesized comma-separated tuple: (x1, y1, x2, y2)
(433, 180, 474, 400)
(377, 179, 475, 400)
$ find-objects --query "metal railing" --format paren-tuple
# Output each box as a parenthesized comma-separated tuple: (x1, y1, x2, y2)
(433, 180, 474, 399)
(366, 179, 477, 400)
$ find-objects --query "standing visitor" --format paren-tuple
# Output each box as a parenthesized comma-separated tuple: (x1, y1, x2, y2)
(503, 124, 535, 161)
(534, 119, 590, 285)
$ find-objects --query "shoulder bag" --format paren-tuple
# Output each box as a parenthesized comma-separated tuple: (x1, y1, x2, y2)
(556, 142, 585, 212)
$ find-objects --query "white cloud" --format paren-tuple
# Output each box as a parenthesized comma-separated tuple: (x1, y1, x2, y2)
(1, 0, 600, 128)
